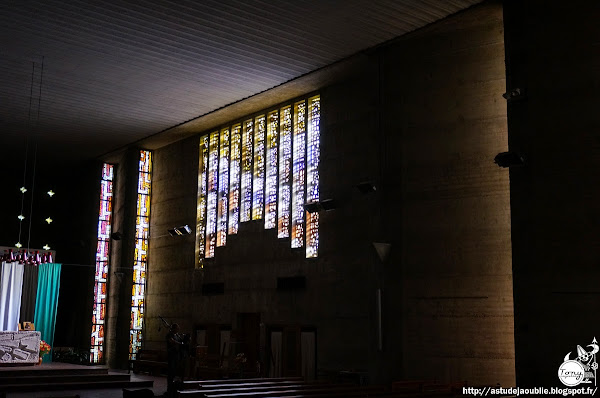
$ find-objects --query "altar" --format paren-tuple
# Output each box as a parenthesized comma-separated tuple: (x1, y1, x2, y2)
(0, 331, 40, 364)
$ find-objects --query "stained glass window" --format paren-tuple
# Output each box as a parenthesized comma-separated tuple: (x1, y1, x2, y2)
(241, 120, 254, 223)
(217, 128, 230, 247)
(228, 124, 241, 235)
(90, 163, 114, 363)
(252, 115, 266, 220)
(278, 106, 292, 239)
(196, 136, 209, 268)
(196, 95, 320, 260)
(291, 101, 307, 248)
(130, 150, 152, 360)
(264, 111, 279, 230)
(205, 132, 219, 258)
(306, 96, 321, 258)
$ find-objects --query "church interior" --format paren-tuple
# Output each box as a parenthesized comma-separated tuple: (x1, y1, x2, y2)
(1, 0, 599, 396)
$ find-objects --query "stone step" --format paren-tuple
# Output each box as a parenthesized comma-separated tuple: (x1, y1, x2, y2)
(1, 372, 131, 384)
(0, 366, 108, 378)
(0, 379, 153, 393)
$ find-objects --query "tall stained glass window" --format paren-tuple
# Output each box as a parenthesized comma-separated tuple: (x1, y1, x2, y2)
(264, 111, 279, 229)
(90, 163, 114, 363)
(291, 101, 306, 248)
(228, 124, 241, 235)
(130, 150, 152, 360)
(306, 96, 321, 258)
(241, 120, 254, 222)
(217, 128, 230, 247)
(196, 136, 209, 268)
(205, 132, 219, 258)
(196, 95, 321, 264)
(252, 115, 266, 220)
(278, 106, 292, 239)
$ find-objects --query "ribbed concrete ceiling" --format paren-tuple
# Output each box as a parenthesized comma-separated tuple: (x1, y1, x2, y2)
(0, 0, 481, 161)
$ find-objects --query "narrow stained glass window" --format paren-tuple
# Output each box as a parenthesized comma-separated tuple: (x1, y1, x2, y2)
(306, 96, 321, 258)
(253, 115, 266, 220)
(91, 163, 114, 363)
(264, 111, 279, 229)
(229, 124, 242, 235)
(241, 120, 254, 222)
(196, 136, 209, 268)
(205, 132, 219, 258)
(278, 106, 292, 238)
(130, 150, 152, 361)
(291, 101, 307, 248)
(217, 128, 230, 247)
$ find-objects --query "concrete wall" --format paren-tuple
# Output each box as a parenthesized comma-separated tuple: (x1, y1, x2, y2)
(504, 0, 600, 387)
(105, 0, 515, 385)
(382, 1, 514, 386)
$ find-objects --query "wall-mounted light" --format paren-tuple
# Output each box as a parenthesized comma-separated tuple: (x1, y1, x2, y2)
(167, 225, 192, 236)
(494, 151, 524, 168)
(356, 181, 377, 194)
(304, 199, 336, 214)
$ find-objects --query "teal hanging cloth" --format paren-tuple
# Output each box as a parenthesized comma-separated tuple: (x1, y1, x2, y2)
(34, 263, 62, 363)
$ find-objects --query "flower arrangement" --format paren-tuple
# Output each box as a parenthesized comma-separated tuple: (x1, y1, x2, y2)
(40, 340, 51, 357)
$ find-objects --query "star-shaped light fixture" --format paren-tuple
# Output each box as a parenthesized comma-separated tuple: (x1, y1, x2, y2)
(47, 190, 55, 197)
(45, 217, 53, 224)
(15, 242, 22, 248)
(43, 244, 51, 250)
(20, 187, 27, 193)
(18, 215, 25, 220)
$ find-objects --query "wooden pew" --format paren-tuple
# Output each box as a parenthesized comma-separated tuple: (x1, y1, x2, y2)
(182, 377, 304, 390)
(128, 349, 168, 375)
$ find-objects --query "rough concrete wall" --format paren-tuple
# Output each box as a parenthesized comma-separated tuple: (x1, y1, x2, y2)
(383, 1, 515, 386)
(115, 0, 514, 385)
(504, 0, 600, 387)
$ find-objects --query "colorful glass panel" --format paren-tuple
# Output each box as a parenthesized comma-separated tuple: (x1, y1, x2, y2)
(253, 115, 266, 220)
(241, 120, 253, 222)
(264, 111, 279, 229)
(228, 124, 242, 235)
(196, 136, 209, 268)
(306, 96, 321, 258)
(90, 163, 114, 363)
(129, 150, 152, 361)
(278, 106, 292, 238)
(291, 101, 307, 248)
(217, 128, 230, 247)
(205, 132, 219, 258)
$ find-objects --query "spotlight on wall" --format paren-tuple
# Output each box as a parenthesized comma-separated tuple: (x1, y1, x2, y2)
(356, 181, 377, 194)
(304, 199, 337, 214)
(494, 151, 524, 168)
(502, 87, 525, 102)
(167, 225, 192, 236)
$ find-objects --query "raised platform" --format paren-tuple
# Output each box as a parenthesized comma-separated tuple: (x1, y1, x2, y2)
(0, 362, 154, 396)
